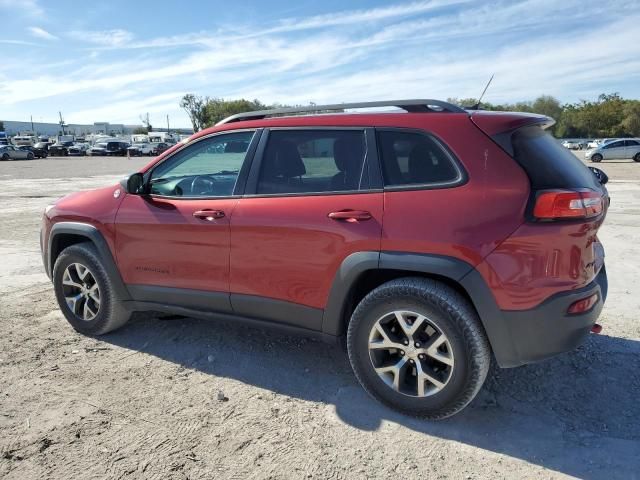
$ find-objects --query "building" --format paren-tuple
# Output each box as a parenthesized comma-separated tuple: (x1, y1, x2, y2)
(0, 120, 144, 137)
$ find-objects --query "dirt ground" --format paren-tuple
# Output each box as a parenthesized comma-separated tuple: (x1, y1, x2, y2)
(1, 154, 639, 479)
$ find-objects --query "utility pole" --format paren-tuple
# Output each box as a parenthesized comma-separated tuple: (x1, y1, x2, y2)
(166, 114, 170, 134)
(30, 115, 34, 133)
(58, 111, 66, 135)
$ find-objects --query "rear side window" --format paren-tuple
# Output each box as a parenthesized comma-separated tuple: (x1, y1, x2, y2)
(376, 130, 461, 187)
(256, 130, 366, 194)
(511, 127, 599, 190)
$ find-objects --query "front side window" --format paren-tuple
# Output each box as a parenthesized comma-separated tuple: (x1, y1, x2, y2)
(150, 130, 255, 197)
(256, 130, 366, 194)
(377, 130, 461, 187)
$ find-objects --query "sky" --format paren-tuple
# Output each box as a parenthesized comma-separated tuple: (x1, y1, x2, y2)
(1, 0, 639, 128)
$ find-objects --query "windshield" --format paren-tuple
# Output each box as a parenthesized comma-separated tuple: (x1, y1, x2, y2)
(95, 143, 108, 148)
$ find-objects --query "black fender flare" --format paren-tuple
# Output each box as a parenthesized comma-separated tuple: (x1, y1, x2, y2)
(47, 222, 131, 301)
(321, 250, 517, 367)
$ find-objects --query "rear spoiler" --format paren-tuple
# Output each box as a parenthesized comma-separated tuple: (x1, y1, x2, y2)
(470, 111, 555, 157)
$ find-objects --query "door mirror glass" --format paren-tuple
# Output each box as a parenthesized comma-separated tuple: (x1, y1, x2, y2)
(588, 167, 608, 185)
(121, 172, 146, 194)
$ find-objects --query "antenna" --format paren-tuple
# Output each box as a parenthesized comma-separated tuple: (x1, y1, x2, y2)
(468, 74, 494, 110)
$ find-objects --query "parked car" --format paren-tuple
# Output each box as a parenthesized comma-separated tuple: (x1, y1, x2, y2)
(49, 141, 75, 156)
(561, 139, 583, 150)
(127, 143, 155, 156)
(585, 138, 640, 162)
(18, 144, 48, 158)
(151, 142, 171, 155)
(88, 141, 129, 156)
(41, 99, 609, 419)
(1, 144, 34, 160)
(68, 143, 90, 156)
(587, 139, 601, 149)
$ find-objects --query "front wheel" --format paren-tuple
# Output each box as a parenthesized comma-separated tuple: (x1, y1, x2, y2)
(1, 153, 9, 161)
(347, 278, 491, 419)
(27, 152, 34, 160)
(53, 242, 131, 335)
(591, 154, 603, 163)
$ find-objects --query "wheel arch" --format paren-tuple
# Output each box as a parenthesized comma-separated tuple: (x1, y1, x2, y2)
(48, 222, 131, 301)
(322, 251, 518, 366)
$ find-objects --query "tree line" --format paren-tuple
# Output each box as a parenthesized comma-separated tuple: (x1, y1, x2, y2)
(180, 93, 640, 139)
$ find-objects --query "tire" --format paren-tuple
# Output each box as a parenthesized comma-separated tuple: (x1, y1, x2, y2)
(27, 152, 34, 160)
(634, 153, 640, 163)
(347, 277, 491, 419)
(53, 242, 131, 335)
(1, 153, 9, 161)
(591, 154, 603, 163)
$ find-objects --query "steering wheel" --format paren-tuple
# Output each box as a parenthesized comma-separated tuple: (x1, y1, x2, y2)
(190, 175, 218, 196)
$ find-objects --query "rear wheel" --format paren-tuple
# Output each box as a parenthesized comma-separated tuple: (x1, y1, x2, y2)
(347, 277, 491, 419)
(634, 153, 640, 162)
(53, 242, 131, 335)
(591, 153, 603, 163)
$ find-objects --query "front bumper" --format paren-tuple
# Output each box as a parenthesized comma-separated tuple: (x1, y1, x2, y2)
(493, 266, 607, 367)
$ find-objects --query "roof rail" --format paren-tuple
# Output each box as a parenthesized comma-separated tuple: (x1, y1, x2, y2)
(215, 99, 466, 125)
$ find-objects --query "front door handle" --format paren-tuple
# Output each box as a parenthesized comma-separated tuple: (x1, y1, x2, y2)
(193, 209, 225, 221)
(328, 210, 372, 222)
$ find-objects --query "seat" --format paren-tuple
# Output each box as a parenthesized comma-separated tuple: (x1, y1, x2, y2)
(408, 142, 456, 183)
(258, 139, 306, 193)
(330, 138, 364, 191)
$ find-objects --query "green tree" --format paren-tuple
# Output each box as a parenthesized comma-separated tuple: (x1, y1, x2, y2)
(621, 101, 640, 137)
(204, 98, 268, 126)
(180, 94, 209, 132)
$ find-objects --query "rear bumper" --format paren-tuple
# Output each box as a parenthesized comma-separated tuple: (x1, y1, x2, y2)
(490, 266, 607, 367)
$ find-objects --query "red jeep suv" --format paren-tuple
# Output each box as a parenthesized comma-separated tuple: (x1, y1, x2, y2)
(41, 100, 609, 418)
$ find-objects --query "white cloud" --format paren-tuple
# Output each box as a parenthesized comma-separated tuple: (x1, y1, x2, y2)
(0, 0, 44, 17)
(28, 26, 58, 41)
(68, 29, 134, 47)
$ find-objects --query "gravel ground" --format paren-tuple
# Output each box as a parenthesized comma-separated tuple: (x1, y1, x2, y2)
(0, 154, 639, 479)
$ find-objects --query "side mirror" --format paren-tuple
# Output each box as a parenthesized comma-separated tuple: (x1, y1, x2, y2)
(588, 167, 608, 185)
(120, 172, 146, 194)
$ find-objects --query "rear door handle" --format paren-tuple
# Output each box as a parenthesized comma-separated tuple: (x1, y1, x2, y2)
(328, 210, 372, 222)
(193, 209, 225, 220)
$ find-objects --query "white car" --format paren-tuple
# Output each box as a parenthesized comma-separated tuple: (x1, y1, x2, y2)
(587, 139, 601, 149)
(584, 138, 640, 162)
(562, 140, 583, 150)
(127, 142, 155, 156)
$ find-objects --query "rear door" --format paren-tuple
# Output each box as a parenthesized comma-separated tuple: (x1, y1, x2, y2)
(229, 128, 383, 330)
(624, 139, 640, 159)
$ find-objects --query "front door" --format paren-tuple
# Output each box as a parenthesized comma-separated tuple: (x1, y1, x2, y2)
(115, 130, 259, 312)
(602, 140, 625, 159)
(229, 128, 383, 330)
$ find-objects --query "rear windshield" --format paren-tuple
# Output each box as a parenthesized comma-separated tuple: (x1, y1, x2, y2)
(510, 126, 600, 190)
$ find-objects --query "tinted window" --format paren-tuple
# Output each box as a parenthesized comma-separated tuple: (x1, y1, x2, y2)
(625, 140, 639, 146)
(256, 130, 366, 194)
(150, 131, 255, 197)
(511, 126, 599, 190)
(603, 140, 624, 149)
(377, 130, 460, 187)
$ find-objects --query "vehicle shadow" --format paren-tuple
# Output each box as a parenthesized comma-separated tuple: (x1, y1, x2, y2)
(101, 313, 640, 479)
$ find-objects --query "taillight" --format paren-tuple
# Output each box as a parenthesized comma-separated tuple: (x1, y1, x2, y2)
(533, 190, 603, 220)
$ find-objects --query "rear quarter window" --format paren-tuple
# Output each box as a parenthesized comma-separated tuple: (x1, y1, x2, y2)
(511, 126, 600, 190)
